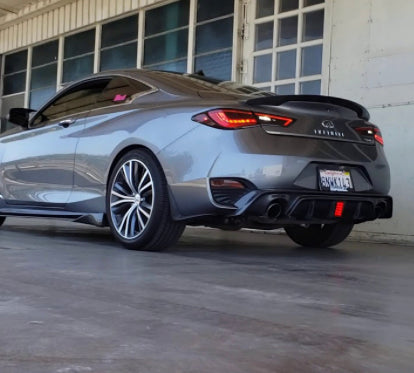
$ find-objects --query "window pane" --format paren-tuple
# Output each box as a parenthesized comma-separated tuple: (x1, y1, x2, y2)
(300, 80, 321, 94)
(304, 0, 324, 6)
(63, 55, 94, 83)
(195, 17, 233, 54)
(275, 83, 295, 94)
(276, 50, 296, 80)
(100, 43, 137, 71)
(64, 29, 95, 58)
(256, 0, 274, 19)
(39, 80, 110, 122)
(32, 40, 58, 67)
(31, 64, 57, 90)
(278, 16, 298, 46)
(144, 29, 188, 65)
(301, 44, 322, 76)
(194, 50, 232, 80)
(3, 72, 26, 95)
(30, 86, 56, 110)
(145, 0, 189, 36)
(5, 50, 27, 74)
(279, 0, 299, 13)
(303, 10, 324, 41)
(197, 0, 233, 22)
(255, 22, 273, 51)
(254, 54, 272, 83)
(101, 15, 138, 48)
(147, 59, 187, 73)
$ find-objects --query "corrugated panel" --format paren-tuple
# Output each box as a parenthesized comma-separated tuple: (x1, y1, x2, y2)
(0, 0, 168, 53)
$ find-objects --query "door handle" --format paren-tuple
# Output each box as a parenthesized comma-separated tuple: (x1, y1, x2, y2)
(59, 119, 75, 128)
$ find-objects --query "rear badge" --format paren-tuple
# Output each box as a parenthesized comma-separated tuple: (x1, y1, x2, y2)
(315, 120, 345, 138)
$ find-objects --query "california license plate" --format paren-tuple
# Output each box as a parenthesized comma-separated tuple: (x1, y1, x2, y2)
(319, 169, 354, 192)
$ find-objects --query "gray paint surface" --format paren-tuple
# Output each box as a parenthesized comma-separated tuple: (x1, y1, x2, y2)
(0, 218, 412, 373)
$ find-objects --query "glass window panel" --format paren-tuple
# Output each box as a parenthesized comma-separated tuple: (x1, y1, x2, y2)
(100, 43, 137, 71)
(255, 21, 273, 51)
(279, 0, 299, 13)
(32, 40, 58, 67)
(195, 17, 233, 54)
(300, 80, 321, 94)
(101, 15, 138, 48)
(5, 50, 27, 74)
(197, 0, 234, 22)
(276, 49, 296, 80)
(278, 16, 298, 46)
(303, 10, 324, 41)
(275, 83, 295, 94)
(253, 54, 272, 83)
(1, 93, 25, 132)
(256, 0, 274, 19)
(64, 29, 95, 58)
(301, 44, 322, 76)
(62, 55, 94, 83)
(194, 50, 232, 80)
(144, 29, 188, 66)
(30, 86, 56, 110)
(37, 79, 110, 123)
(304, 0, 324, 6)
(147, 59, 187, 73)
(145, 0, 189, 36)
(3, 72, 26, 95)
(31, 64, 57, 90)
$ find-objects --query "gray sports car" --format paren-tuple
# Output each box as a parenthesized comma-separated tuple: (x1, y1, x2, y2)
(2, 69, 392, 250)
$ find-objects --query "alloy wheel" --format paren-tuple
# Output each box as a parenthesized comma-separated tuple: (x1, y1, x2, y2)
(110, 159, 154, 239)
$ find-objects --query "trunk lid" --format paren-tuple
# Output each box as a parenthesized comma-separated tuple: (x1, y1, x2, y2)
(245, 95, 376, 145)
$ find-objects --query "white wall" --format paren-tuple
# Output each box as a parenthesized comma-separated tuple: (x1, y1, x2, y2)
(328, 0, 414, 243)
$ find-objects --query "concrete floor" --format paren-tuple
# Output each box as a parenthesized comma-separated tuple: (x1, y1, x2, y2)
(0, 217, 413, 373)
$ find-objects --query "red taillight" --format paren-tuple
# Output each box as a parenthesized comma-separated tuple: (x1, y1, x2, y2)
(192, 109, 294, 129)
(254, 113, 294, 127)
(334, 201, 345, 217)
(374, 128, 384, 146)
(354, 125, 384, 146)
(207, 109, 258, 128)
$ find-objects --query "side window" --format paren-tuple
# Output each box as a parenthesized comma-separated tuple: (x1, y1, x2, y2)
(95, 77, 152, 109)
(32, 79, 110, 127)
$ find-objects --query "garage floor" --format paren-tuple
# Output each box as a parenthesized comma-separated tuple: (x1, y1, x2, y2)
(0, 218, 413, 373)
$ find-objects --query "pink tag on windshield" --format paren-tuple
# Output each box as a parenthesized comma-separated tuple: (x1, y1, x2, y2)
(113, 94, 127, 102)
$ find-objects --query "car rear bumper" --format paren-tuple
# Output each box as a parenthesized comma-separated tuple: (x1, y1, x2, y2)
(238, 190, 392, 225)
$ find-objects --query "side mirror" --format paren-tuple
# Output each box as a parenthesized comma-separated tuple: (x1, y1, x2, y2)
(7, 108, 37, 128)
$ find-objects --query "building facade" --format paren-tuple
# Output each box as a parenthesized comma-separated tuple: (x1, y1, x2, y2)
(0, 0, 413, 243)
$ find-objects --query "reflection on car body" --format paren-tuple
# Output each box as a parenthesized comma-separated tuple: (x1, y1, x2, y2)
(0, 69, 392, 250)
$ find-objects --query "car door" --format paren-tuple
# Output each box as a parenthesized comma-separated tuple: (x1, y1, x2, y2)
(0, 78, 110, 206)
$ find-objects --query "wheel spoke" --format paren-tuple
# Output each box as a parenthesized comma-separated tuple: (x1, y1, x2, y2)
(138, 205, 150, 219)
(138, 170, 149, 191)
(117, 204, 137, 237)
(136, 209, 145, 231)
(139, 181, 152, 194)
(122, 162, 138, 194)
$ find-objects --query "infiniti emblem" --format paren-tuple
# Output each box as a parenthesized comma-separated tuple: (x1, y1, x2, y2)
(322, 120, 335, 129)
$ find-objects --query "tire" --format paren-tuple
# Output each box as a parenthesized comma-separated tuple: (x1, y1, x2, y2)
(284, 223, 354, 248)
(107, 149, 185, 251)
(0, 217, 5, 227)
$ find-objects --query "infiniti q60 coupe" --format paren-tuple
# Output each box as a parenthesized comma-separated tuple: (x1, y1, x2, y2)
(1, 69, 392, 250)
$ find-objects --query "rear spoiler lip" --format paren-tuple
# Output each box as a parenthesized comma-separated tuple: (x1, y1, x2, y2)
(245, 94, 370, 121)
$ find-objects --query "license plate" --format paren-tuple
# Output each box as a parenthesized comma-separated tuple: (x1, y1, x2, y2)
(319, 169, 354, 192)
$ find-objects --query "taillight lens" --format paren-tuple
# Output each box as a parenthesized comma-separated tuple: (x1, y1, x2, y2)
(354, 125, 384, 146)
(192, 109, 294, 129)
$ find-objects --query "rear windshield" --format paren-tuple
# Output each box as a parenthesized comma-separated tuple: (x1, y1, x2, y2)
(148, 71, 275, 98)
